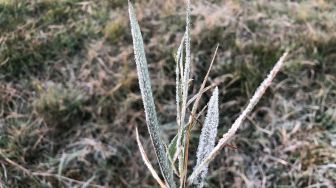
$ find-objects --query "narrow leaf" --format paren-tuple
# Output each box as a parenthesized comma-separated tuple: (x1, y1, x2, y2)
(174, 33, 185, 167)
(168, 133, 178, 162)
(179, 0, 191, 178)
(168, 127, 186, 164)
(167, 134, 181, 176)
(190, 87, 219, 187)
(188, 51, 289, 185)
(135, 127, 167, 188)
(128, 2, 175, 187)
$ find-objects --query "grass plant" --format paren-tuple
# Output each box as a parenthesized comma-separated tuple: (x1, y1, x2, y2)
(129, 1, 288, 187)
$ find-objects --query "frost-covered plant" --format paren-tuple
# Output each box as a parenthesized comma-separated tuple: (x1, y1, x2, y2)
(192, 87, 219, 187)
(128, 2, 175, 186)
(128, 0, 288, 187)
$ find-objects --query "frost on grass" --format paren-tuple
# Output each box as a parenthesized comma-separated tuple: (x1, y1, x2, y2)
(180, 0, 191, 128)
(188, 52, 288, 184)
(128, 2, 175, 187)
(179, 0, 192, 175)
(192, 87, 219, 187)
(176, 32, 185, 126)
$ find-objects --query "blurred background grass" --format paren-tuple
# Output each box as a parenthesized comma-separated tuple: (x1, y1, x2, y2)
(0, 0, 335, 187)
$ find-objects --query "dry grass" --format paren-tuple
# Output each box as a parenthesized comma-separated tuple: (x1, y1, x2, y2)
(0, 0, 335, 187)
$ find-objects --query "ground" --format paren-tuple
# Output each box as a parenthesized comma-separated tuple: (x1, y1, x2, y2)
(0, 0, 335, 187)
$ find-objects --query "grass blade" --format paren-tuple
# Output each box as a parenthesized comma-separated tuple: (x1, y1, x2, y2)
(179, 0, 191, 181)
(190, 87, 219, 187)
(128, 2, 175, 187)
(189, 44, 219, 122)
(188, 51, 289, 184)
(135, 127, 167, 188)
(179, 0, 191, 131)
(175, 34, 185, 165)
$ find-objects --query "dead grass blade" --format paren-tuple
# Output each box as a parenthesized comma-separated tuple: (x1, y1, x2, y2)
(135, 127, 167, 188)
(189, 44, 219, 120)
(181, 44, 219, 187)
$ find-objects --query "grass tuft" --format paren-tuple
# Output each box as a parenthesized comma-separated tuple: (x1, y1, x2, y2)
(33, 84, 89, 128)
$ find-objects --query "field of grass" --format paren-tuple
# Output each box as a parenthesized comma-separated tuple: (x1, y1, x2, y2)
(0, 0, 335, 187)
